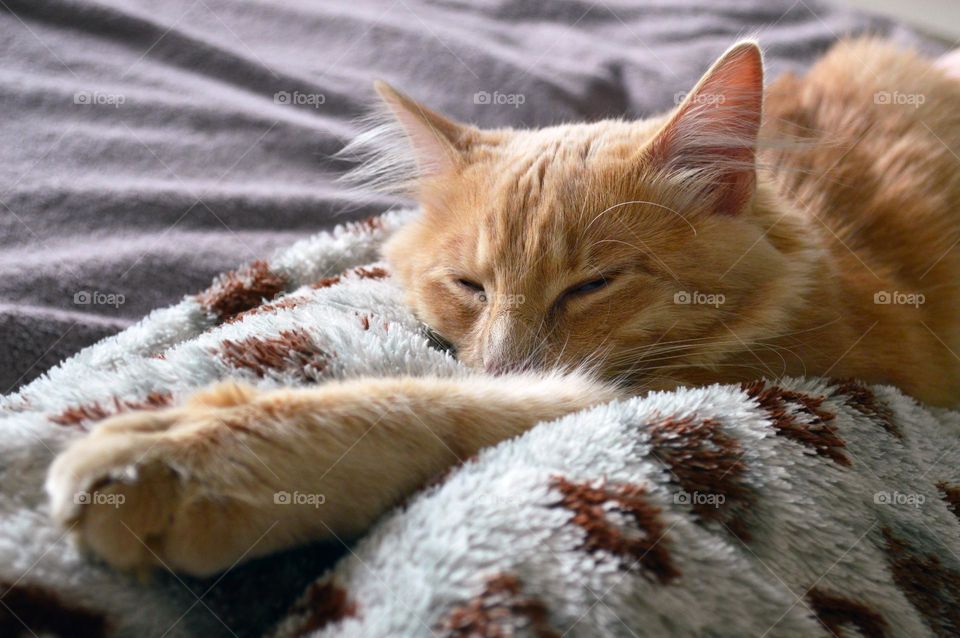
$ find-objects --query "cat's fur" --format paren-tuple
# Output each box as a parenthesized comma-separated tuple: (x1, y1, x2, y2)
(47, 39, 960, 576)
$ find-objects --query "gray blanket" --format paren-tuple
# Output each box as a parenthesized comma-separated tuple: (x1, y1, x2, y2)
(1, 0, 940, 394)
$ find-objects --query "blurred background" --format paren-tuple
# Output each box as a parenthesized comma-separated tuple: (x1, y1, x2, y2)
(839, 0, 960, 40)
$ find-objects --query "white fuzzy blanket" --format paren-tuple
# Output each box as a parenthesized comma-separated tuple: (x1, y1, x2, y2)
(3, 211, 960, 638)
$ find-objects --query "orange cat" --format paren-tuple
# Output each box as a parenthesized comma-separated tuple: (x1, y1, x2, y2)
(48, 39, 960, 576)
(379, 39, 960, 407)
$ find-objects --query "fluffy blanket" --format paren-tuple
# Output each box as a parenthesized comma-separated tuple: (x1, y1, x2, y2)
(3, 212, 960, 638)
(0, 0, 943, 393)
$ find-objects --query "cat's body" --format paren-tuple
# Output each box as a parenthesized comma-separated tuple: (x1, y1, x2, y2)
(385, 38, 960, 406)
(46, 39, 960, 576)
(761, 40, 960, 406)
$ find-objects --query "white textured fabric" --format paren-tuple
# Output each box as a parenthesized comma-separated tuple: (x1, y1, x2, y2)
(2, 210, 959, 638)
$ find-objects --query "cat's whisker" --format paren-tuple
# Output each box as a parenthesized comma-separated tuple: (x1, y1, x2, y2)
(616, 338, 802, 366)
(583, 200, 697, 237)
(616, 334, 815, 383)
(606, 312, 847, 363)
(578, 340, 618, 380)
(648, 362, 784, 379)
(610, 340, 778, 374)
(607, 339, 742, 361)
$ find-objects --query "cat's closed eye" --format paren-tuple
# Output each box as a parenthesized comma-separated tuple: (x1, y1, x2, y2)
(565, 278, 608, 296)
(554, 276, 612, 310)
(456, 278, 486, 301)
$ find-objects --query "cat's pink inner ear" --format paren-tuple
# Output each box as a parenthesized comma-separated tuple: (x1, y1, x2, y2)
(646, 41, 764, 215)
(374, 81, 471, 178)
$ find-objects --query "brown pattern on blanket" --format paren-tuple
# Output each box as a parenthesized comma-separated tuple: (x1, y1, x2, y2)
(217, 328, 328, 379)
(352, 266, 389, 280)
(549, 476, 679, 583)
(647, 415, 755, 541)
(197, 260, 287, 322)
(311, 275, 343, 289)
(225, 297, 311, 325)
(883, 527, 960, 636)
(436, 573, 560, 638)
(828, 379, 902, 439)
(806, 587, 889, 637)
(283, 578, 358, 637)
(50, 391, 173, 428)
(741, 381, 849, 466)
(937, 482, 960, 522)
(353, 215, 386, 233)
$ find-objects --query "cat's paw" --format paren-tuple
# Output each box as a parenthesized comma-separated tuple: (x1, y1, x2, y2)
(46, 394, 281, 577)
(47, 410, 189, 573)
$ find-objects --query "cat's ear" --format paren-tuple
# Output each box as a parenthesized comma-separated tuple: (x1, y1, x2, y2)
(374, 81, 474, 178)
(644, 41, 764, 215)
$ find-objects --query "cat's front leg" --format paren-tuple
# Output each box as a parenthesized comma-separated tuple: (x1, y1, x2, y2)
(46, 382, 307, 577)
(47, 373, 618, 576)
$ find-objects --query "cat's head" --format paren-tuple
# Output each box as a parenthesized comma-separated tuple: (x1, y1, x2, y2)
(355, 42, 812, 388)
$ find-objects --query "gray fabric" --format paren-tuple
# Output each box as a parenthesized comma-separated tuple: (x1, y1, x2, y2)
(0, 0, 940, 394)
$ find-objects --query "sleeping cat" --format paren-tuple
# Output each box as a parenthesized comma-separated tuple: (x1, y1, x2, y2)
(47, 39, 960, 576)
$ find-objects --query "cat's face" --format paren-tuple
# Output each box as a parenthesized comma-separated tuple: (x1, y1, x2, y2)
(375, 43, 794, 388)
